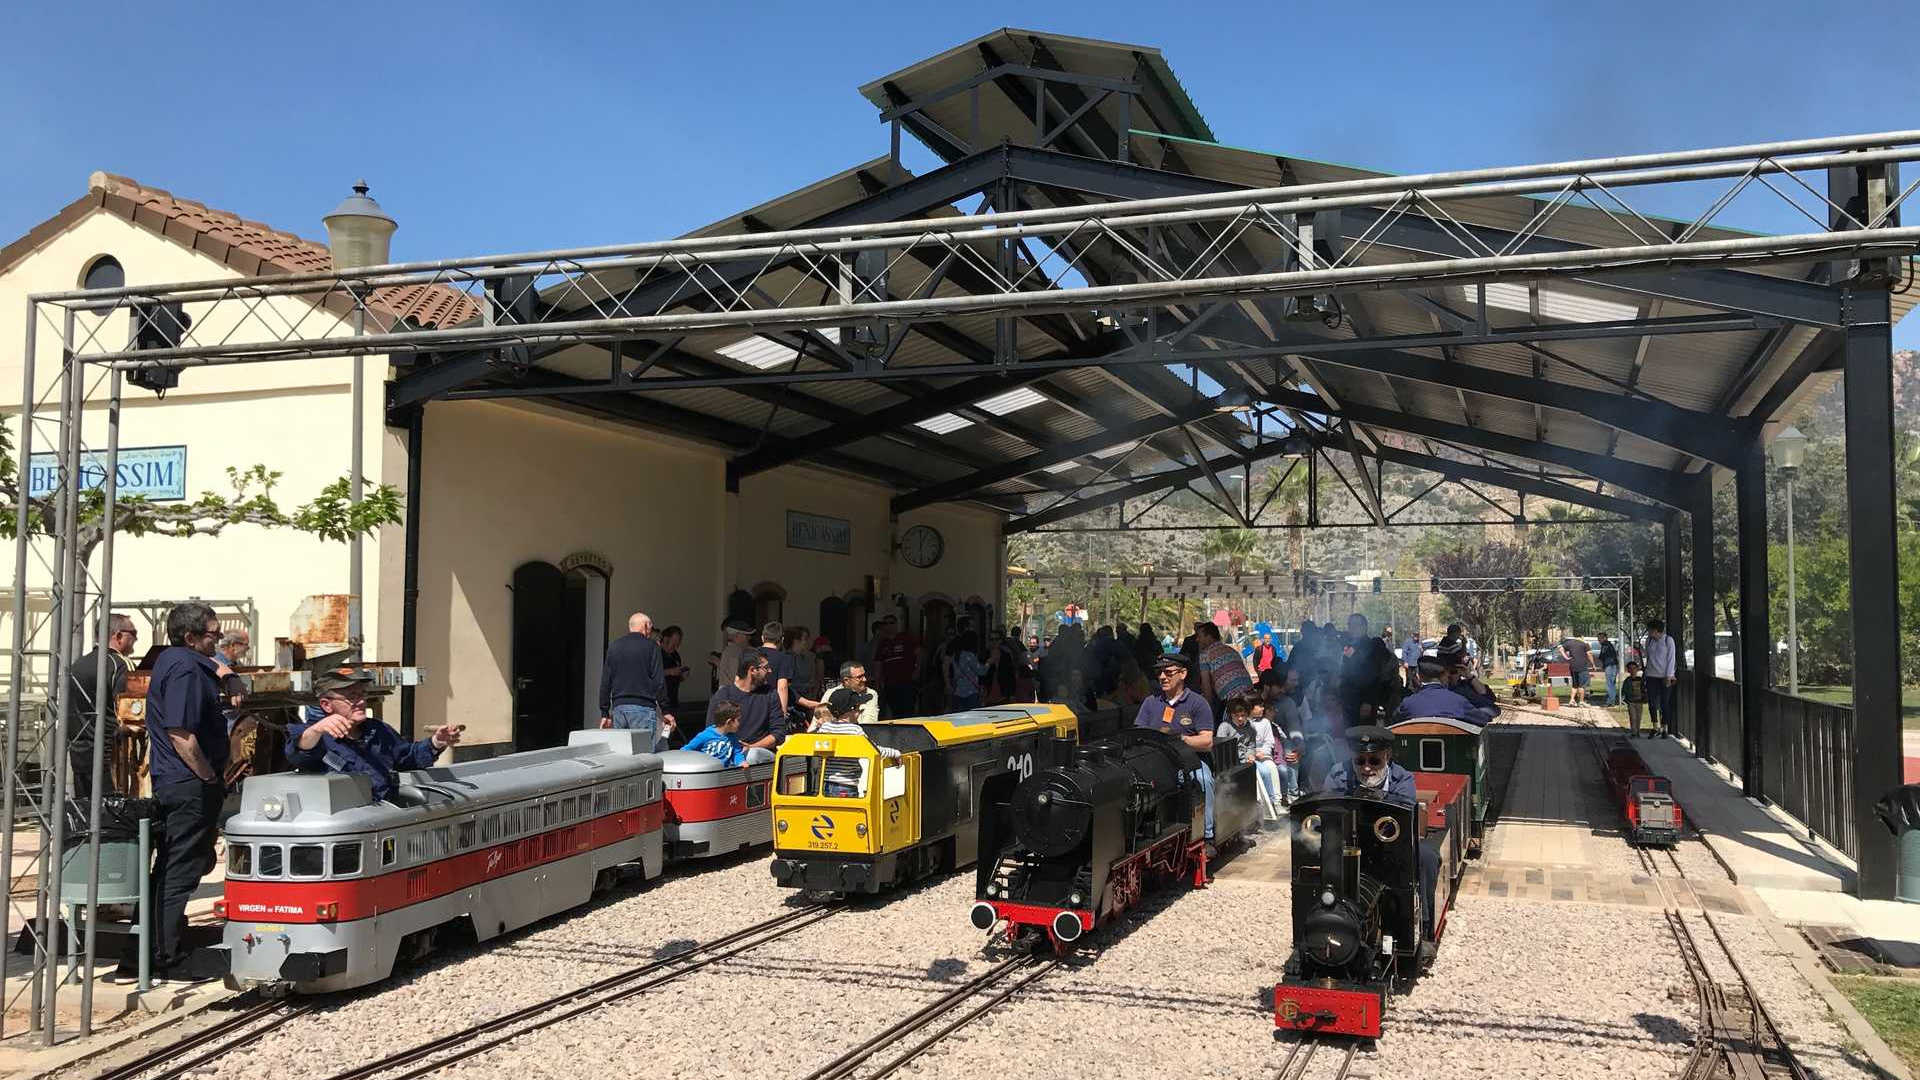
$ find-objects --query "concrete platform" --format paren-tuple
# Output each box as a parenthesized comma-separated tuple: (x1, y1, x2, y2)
(1635, 734, 1855, 893)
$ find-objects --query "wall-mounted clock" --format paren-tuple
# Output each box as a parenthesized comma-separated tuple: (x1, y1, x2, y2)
(900, 524, 945, 568)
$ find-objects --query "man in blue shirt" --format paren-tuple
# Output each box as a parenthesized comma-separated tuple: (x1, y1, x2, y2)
(1319, 726, 1438, 960)
(286, 671, 464, 801)
(144, 603, 231, 979)
(597, 611, 672, 750)
(1399, 633, 1424, 689)
(1133, 654, 1218, 852)
(1395, 658, 1499, 726)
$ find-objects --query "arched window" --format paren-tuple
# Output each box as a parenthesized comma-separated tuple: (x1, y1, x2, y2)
(81, 255, 124, 291)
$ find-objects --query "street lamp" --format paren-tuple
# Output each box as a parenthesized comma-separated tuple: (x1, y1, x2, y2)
(1770, 425, 1809, 695)
(323, 181, 398, 656)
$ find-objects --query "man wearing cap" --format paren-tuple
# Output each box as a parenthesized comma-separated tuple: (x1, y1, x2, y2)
(1134, 654, 1218, 853)
(1321, 726, 1440, 959)
(715, 620, 753, 702)
(286, 672, 464, 803)
(1395, 656, 1498, 726)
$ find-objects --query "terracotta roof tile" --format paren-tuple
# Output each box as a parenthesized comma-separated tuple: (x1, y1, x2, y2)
(0, 172, 480, 330)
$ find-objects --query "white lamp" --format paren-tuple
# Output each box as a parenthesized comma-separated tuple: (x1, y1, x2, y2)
(323, 180, 397, 271)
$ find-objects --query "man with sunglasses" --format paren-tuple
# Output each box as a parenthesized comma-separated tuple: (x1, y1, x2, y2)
(1134, 653, 1218, 856)
(286, 671, 463, 802)
(1320, 726, 1438, 961)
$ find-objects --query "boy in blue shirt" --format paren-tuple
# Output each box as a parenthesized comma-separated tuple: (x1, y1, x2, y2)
(683, 702, 747, 766)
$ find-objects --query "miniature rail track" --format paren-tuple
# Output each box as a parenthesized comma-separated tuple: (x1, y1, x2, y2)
(1273, 1032, 1360, 1080)
(799, 953, 1061, 1080)
(319, 903, 838, 1080)
(93, 996, 316, 1080)
(1578, 731, 1809, 1080)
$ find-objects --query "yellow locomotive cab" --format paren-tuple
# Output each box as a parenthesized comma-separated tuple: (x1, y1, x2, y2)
(769, 705, 1079, 894)
(772, 732, 919, 857)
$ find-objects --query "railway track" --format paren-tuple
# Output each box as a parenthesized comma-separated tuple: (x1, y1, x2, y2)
(799, 953, 1061, 1080)
(92, 996, 316, 1080)
(318, 903, 838, 1080)
(1582, 732, 1810, 1080)
(1272, 1032, 1359, 1080)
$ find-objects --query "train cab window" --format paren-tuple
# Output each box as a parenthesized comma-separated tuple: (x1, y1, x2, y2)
(333, 842, 363, 876)
(227, 844, 252, 877)
(258, 845, 284, 878)
(779, 757, 814, 796)
(290, 844, 326, 878)
(594, 790, 611, 815)
(381, 836, 397, 866)
(1419, 739, 1446, 771)
(746, 783, 768, 810)
(881, 762, 907, 801)
(822, 758, 869, 799)
(456, 820, 477, 850)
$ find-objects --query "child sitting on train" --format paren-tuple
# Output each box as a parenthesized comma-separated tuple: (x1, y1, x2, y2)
(1252, 698, 1303, 806)
(1218, 695, 1285, 823)
(815, 688, 901, 762)
(683, 701, 748, 766)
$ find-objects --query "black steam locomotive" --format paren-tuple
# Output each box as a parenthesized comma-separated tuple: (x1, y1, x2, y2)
(969, 728, 1258, 950)
(1274, 775, 1469, 1039)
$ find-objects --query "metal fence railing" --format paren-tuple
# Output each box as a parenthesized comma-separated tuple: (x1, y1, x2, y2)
(1759, 689, 1858, 860)
(1674, 675, 1858, 860)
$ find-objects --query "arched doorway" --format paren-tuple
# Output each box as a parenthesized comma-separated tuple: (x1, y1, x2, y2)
(725, 589, 754, 631)
(819, 596, 851, 664)
(843, 589, 870, 661)
(751, 582, 786, 628)
(511, 561, 570, 751)
(560, 555, 612, 733)
(918, 594, 955, 644)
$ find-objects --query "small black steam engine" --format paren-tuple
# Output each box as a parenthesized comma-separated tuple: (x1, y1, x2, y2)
(971, 728, 1257, 950)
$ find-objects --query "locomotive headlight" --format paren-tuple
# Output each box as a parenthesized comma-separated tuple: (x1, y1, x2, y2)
(777, 820, 788, 833)
(855, 823, 868, 837)
(259, 796, 285, 821)
(1068, 892, 1084, 907)
(1321, 889, 1336, 908)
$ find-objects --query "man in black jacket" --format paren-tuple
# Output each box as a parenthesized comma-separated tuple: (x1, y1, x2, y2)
(598, 612, 672, 750)
(67, 613, 137, 799)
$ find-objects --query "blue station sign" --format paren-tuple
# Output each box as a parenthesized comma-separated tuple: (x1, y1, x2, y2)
(27, 446, 188, 502)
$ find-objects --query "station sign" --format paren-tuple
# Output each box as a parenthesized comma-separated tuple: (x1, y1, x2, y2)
(787, 511, 851, 555)
(27, 445, 188, 502)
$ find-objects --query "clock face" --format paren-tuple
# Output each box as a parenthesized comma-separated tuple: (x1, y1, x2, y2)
(901, 525, 944, 568)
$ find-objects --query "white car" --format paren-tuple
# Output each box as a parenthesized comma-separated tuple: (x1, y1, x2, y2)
(1683, 631, 1736, 679)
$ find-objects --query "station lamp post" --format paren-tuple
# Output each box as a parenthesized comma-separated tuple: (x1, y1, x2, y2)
(1770, 425, 1808, 695)
(323, 181, 397, 655)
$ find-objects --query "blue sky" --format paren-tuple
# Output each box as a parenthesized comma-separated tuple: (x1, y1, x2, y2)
(4, 0, 1915, 347)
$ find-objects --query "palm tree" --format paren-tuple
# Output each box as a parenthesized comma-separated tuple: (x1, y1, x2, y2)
(1201, 528, 1269, 575)
(1257, 463, 1313, 572)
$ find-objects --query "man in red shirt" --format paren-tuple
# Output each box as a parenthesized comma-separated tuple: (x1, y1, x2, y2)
(871, 615, 921, 719)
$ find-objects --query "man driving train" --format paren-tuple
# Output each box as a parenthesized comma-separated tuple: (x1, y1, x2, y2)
(286, 671, 464, 802)
(1319, 725, 1439, 961)
(1133, 653, 1217, 856)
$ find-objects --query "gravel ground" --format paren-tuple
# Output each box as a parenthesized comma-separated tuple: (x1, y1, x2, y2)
(195, 849, 802, 1080)
(442, 872, 1001, 1080)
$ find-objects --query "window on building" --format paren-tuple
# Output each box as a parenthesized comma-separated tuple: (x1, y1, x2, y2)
(80, 255, 124, 292)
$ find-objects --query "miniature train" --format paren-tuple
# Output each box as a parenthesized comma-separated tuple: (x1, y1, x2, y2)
(969, 728, 1258, 950)
(1272, 717, 1474, 1040)
(218, 731, 771, 993)
(1600, 736, 1683, 845)
(767, 704, 1081, 894)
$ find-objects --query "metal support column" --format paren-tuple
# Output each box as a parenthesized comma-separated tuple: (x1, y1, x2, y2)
(1664, 509, 1684, 666)
(398, 404, 424, 739)
(1691, 475, 1716, 760)
(1735, 439, 1770, 799)
(1842, 285, 1902, 899)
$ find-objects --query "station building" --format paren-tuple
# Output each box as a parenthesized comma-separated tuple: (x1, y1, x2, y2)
(0, 174, 1006, 755)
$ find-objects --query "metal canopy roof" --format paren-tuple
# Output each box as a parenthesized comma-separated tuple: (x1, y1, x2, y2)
(439, 27, 1910, 526)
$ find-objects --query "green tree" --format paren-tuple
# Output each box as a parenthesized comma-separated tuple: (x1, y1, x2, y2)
(1200, 528, 1269, 575)
(1256, 461, 1313, 571)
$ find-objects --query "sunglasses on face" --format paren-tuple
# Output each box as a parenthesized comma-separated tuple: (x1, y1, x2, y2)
(1356, 752, 1388, 767)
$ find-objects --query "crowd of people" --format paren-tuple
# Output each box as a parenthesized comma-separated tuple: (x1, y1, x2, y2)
(56, 594, 1675, 985)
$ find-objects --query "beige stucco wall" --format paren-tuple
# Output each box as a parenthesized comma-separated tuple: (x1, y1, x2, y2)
(408, 398, 726, 745)
(0, 208, 389, 657)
